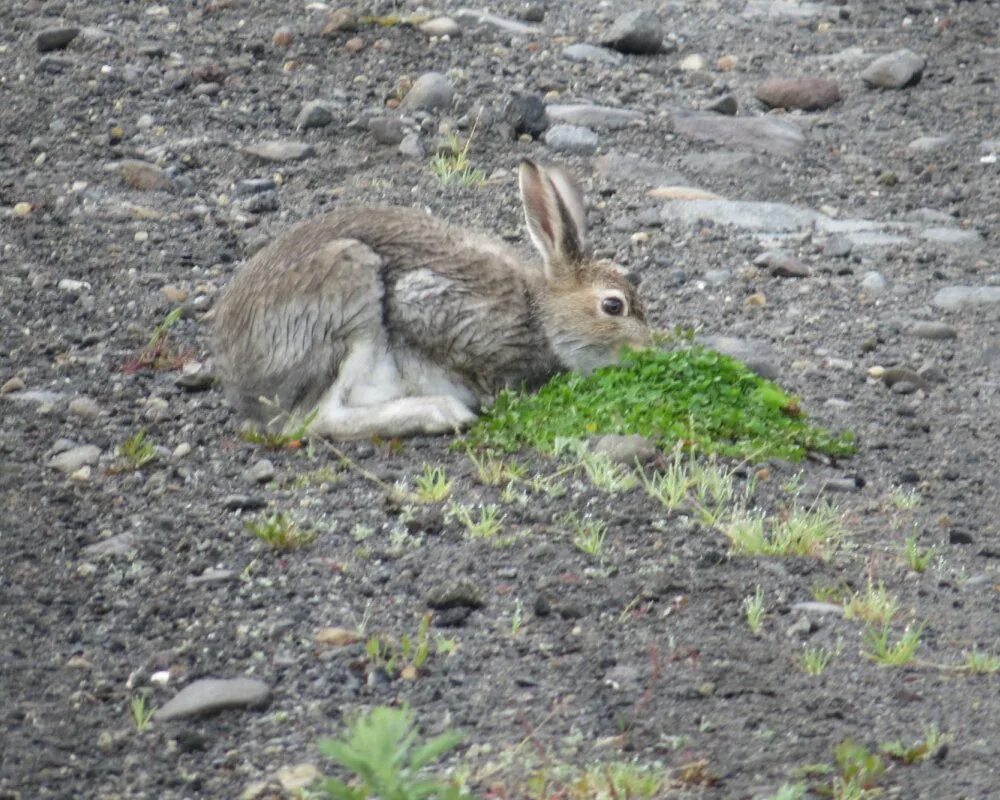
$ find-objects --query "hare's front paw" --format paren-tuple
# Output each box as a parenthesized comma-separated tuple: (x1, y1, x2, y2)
(404, 395, 478, 435)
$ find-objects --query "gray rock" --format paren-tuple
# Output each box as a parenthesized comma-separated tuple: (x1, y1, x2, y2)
(295, 100, 335, 130)
(861, 49, 926, 89)
(68, 397, 101, 420)
(698, 335, 780, 380)
(245, 459, 275, 484)
(397, 133, 425, 159)
(591, 434, 657, 466)
(791, 601, 843, 615)
(705, 94, 738, 115)
(233, 178, 277, 197)
(425, 580, 485, 610)
(241, 141, 315, 162)
(545, 104, 643, 130)
(368, 116, 405, 145)
(120, 159, 172, 191)
(453, 9, 540, 36)
(236, 191, 278, 214)
(906, 136, 952, 155)
(157, 678, 272, 721)
(49, 445, 101, 474)
(37, 55, 74, 74)
(933, 286, 1000, 311)
(742, 0, 827, 19)
(562, 43, 623, 65)
(910, 321, 957, 340)
(401, 72, 453, 113)
(602, 10, 662, 55)
(661, 199, 818, 233)
(187, 568, 239, 586)
(36, 27, 80, 52)
(756, 77, 840, 111)
(593, 153, 686, 187)
(823, 234, 853, 258)
(672, 111, 806, 157)
(860, 271, 887, 296)
(754, 251, 809, 278)
(919, 227, 982, 248)
(222, 494, 267, 511)
(543, 124, 598, 156)
(703, 269, 732, 286)
(419, 17, 461, 37)
(83, 533, 138, 558)
(504, 93, 548, 138)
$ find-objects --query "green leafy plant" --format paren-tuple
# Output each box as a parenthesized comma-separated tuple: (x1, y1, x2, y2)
(245, 512, 315, 551)
(365, 615, 434, 678)
(565, 514, 608, 559)
(315, 705, 470, 800)
(466, 347, 854, 460)
(961, 647, 1000, 674)
(844, 581, 899, 627)
(880, 725, 945, 764)
(744, 586, 765, 634)
(525, 759, 667, 800)
(447, 502, 504, 539)
(863, 622, 923, 667)
(241, 407, 317, 451)
(725, 502, 844, 558)
(901, 534, 933, 573)
(832, 739, 885, 799)
(799, 646, 834, 676)
(117, 429, 158, 470)
(130, 694, 155, 731)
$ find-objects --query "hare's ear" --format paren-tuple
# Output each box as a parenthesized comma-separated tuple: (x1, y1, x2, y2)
(519, 159, 586, 277)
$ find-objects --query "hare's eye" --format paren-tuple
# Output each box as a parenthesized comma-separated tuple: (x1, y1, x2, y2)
(601, 296, 625, 316)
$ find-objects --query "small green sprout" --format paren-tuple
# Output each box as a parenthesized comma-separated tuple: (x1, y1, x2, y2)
(744, 586, 765, 634)
(117, 429, 158, 470)
(864, 623, 923, 667)
(412, 464, 453, 503)
(130, 694, 155, 731)
(245, 512, 315, 551)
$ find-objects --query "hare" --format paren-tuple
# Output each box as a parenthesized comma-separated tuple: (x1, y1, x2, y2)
(213, 159, 651, 439)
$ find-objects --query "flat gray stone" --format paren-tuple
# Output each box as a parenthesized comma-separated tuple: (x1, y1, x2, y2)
(910, 321, 957, 340)
(36, 27, 80, 52)
(49, 445, 101, 474)
(698, 335, 780, 380)
(545, 104, 643, 130)
(295, 100, 336, 130)
(591, 434, 657, 466)
(83, 533, 138, 558)
(401, 72, 453, 113)
(601, 10, 662, 55)
(543, 124, 598, 156)
(157, 678, 272, 721)
(860, 271, 888, 296)
(919, 227, 982, 247)
(861, 49, 926, 89)
(742, 0, 829, 19)
(933, 286, 1000, 312)
(594, 153, 686, 187)
(454, 8, 540, 36)
(672, 111, 806, 157)
(562, 43, 623, 65)
(661, 199, 819, 233)
(241, 141, 315, 162)
(906, 135, 953, 154)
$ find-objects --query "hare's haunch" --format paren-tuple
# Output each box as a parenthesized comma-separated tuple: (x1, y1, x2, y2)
(213, 160, 651, 439)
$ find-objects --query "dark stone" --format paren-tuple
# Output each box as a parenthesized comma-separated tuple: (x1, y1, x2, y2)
(504, 92, 548, 138)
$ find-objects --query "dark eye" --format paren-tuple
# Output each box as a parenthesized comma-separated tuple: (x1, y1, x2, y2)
(601, 296, 625, 316)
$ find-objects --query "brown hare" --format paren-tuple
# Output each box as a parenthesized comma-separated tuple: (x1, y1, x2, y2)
(213, 159, 651, 439)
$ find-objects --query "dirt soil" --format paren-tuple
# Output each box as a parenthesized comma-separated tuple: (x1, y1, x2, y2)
(1, 0, 998, 798)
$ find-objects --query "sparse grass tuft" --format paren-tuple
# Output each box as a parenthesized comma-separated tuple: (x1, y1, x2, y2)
(833, 739, 885, 799)
(762, 785, 807, 800)
(467, 347, 854, 460)
(844, 581, 899, 627)
(117, 429, 158, 470)
(315, 705, 470, 800)
(130, 694, 155, 731)
(525, 759, 667, 800)
(412, 464, 453, 504)
(744, 586, 765, 634)
(245, 512, 315, 551)
(123, 307, 192, 373)
(961, 647, 1000, 674)
(725, 502, 844, 558)
(799, 646, 834, 676)
(863, 622, 923, 667)
(901, 534, 933, 573)
(448, 502, 504, 539)
(466, 449, 526, 486)
(431, 132, 486, 188)
(880, 725, 946, 765)
(564, 513, 608, 559)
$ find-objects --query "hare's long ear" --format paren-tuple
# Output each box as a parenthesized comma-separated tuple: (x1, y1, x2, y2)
(519, 159, 586, 278)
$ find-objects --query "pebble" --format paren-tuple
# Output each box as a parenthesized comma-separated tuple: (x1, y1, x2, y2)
(321, 8, 358, 34)
(823, 234, 853, 258)
(241, 141, 315, 162)
(755, 77, 840, 111)
(910, 321, 957, 340)
(672, 111, 805, 157)
(187, 568, 238, 586)
(906, 136, 952, 155)
(36, 27, 80, 52)
(295, 100, 335, 130)
(400, 72, 453, 113)
(602, 10, 663, 55)
(244, 459, 276, 484)
(562, 43, 623, 66)
(368, 116, 405, 145)
(933, 286, 1000, 311)
(173, 443, 192, 459)
(453, 9, 540, 36)
(790, 601, 843, 616)
(68, 397, 101, 420)
(591, 434, 657, 466)
(1, 377, 25, 394)
(545, 104, 642, 130)
(504, 93, 548, 138)
(754, 250, 810, 278)
(647, 186, 722, 201)
(860, 271, 887, 296)
(120, 160, 171, 191)
(157, 678, 272, 721)
(222, 494, 267, 511)
(543, 124, 598, 156)
(397, 133, 425, 159)
(82, 533, 138, 558)
(861, 49, 926, 89)
(661, 199, 818, 233)
(705, 95, 738, 115)
(425, 580, 484, 610)
(233, 179, 277, 197)
(49, 445, 101, 474)
(678, 54, 707, 71)
(419, 17, 461, 37)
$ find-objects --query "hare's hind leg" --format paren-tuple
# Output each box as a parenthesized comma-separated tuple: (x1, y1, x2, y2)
(308, 340, 478, 439)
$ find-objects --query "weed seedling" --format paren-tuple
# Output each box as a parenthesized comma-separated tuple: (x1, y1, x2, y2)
(844, 581, 899, 627)
(315, 705, 470, 800)
(412, 464, 453, 503)
(130, 694, 155, 731)
(725, 502, 844, 559)
(901, 534, 933, 573)
(241, 408, 317, 451)
(245, 512, 315, 551)
(881, 725, 945, 764)
(863, 622, 923, 667)
(799, 646, 834, 676)
(763, 785, 807, 800)
(578, 450, 639, 493)
(961, 647, 1000, 674)
(833, 739, 885, 798)
(640, 446, 691, 511)
(116, 429, 158, 470)
(123, 307, 191, 372)
(563, 513, 608, 559)
(448, 502, 504, 539)
(510, 598, 523, 638)
(466, 449, 526, 486)
(744, 586, 766, 634)
(431, 131, 486, 188)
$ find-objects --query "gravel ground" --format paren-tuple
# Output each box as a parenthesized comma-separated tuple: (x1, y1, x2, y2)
(1, 1, 998, 798)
